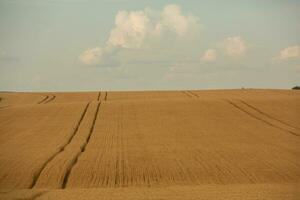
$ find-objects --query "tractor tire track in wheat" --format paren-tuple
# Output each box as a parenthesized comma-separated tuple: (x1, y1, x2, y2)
(30, 103, 90, 188)
(225, 99, 299, 137)
(182, 91, 192, 98)
(37, 96, 49, 104)
(239, 99, 300, 130)
(97, 92, 101, 101)
(104, 92, 108, 101)
(44, 95, 56, 104)
(188, 91, 199, 98)
(62, 102, 101, 188)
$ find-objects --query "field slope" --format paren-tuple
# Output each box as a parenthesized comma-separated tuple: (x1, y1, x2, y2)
(0, 89, 299, 199)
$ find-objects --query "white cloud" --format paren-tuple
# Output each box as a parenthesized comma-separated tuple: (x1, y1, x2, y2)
(223, 36, 246, 57)
(154, 4, 199, 36)
(201, 49, 216, 62)
(79, 4, 200, 65)
(278, 45, 300, 60)
(107, 4, 200, 49)
(107, 10, 150, 49)
(79, 47, 104, 65)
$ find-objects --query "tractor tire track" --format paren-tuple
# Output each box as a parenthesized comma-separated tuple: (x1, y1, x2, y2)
(182, 91, 192, 98)
(82, 102, 101, 152)
(29, 192, 47, 200)
(104, 92, 108, 101)
(225, 99, 300, 137)
(44, 95, 56, 104)
(62, 101, 101, 188)
(30, 103, 90, 188)
(37, 96, 49, 104)
(188, 91, 199, 98)
(0, 97, 5, 108)
(97, 92, 101, 101)
(239, 99, 300, 130)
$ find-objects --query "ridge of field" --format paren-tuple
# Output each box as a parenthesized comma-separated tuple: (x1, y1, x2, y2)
(1, 89, 299, 106)
(0, 92, 99, 107)
(0, 92, 47, 108)
(0, 89, 299, 199)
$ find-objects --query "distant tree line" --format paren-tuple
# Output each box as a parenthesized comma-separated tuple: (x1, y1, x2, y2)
(292, 86, 300, 90)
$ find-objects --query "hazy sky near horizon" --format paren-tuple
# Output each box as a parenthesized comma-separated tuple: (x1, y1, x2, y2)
(0, 0, 300, 91)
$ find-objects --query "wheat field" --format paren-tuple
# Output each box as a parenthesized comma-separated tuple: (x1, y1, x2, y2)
(0, 89, 299, 199)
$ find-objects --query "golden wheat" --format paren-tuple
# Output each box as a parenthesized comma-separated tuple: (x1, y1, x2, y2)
(0, 89, 299, 199)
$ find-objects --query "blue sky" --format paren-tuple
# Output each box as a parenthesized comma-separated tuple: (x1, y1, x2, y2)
(0, 0, 299, 91)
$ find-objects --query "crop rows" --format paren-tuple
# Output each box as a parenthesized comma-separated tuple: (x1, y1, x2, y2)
(0, 102, 87, 189)
(0, 89, 299, 200)
(64, 98, 300, 188)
